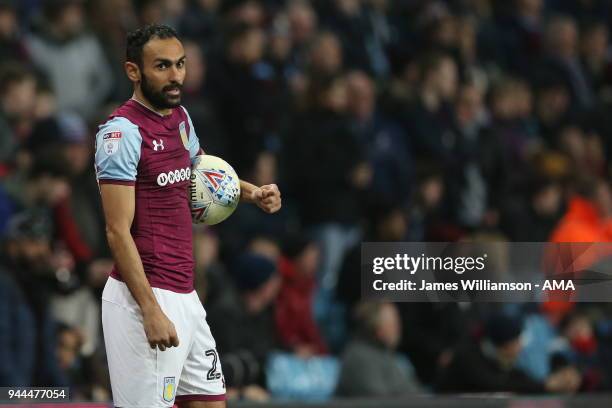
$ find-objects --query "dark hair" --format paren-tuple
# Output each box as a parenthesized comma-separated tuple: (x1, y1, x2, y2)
(0, 62, 35, 95)
(418, 52, 452, 82)
(43, 0, 80, 23)
(126, 24, 179, 67)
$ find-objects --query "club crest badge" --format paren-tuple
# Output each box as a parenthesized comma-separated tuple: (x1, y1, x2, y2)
(163, 376, 176, 402)
(179, 121, 189, 150)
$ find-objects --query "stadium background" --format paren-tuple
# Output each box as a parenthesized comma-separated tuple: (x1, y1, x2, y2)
(2, 0, 612, 405)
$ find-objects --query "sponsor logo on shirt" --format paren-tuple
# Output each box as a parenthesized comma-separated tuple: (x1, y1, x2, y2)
(102, 131, 122, 155)
(152, 139, 164, 151)
(157, 167, 191, 187)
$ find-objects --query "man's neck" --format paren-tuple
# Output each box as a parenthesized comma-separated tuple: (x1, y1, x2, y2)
(131, 91, 171, 116)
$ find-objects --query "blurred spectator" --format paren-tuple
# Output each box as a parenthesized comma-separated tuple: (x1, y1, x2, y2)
(220, 0, 266, 28)
(534, 15, 594, 111)
(515, 302, 571, 382)
(405, 52, 458, 164)
(559, 311, 611, 391)
(0, 224, 37, 386)
(346, 70, 413, 205)
(496, 0, 546, 74)
(437, 313, 581, 393)
(362, 0, 396, 78)
(181, 40, 227, 158)
(478, 77, 540, 222)
(0, 63, 37, 163)
(207, 22, 287, 174)
(287, 0, 318, 66)
(0, 1, 28, 62)
(580, 22, 612, 102)
(554, 0, 612, 27)
(275, 235, 327, 357)
(549, 176, 612, 243)
(0, 156, 70, 234)
(193, 227, 226, 305)
(447, 80, 489, 228)
(317, 0, 371, 72)
(534, 76, 573, 145)
(336, 302, 421, 397)
(26, 0, 112, 119)
(55, 323, 85, 396)
(207, 252, 280, 400)
(398, 300, 471, 386)
(406, 165, 454, 242)
(501, 176, 564, 241)
(26, 113, 101, 264)
(307, 31, 343, 77)
(284, 73, 367, 349)
(557, 125, 606, 176)
(337, 199, 408, 313)
(88, 0, 137, 103)
(0, 210, 68, 386)
(179, 0, 220, 44)
(50, 243, 100, 358)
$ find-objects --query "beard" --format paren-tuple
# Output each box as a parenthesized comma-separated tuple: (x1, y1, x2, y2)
(140, 72, 183, 110)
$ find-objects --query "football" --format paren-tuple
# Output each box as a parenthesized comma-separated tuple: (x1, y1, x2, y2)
(190, 155, 241, 225)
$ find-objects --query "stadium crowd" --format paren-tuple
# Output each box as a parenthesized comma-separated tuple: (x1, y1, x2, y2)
(2, 0, 612, 402)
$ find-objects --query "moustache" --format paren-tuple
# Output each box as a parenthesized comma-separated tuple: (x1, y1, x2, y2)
(163, 83, 183, 92)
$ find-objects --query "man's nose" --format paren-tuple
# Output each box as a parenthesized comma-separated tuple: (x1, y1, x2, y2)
(169, 65, 181, 82)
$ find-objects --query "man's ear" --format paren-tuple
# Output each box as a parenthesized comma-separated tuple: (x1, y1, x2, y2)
(125, 61, 141, 83)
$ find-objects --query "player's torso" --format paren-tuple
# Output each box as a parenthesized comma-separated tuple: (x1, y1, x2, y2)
(111, 100, 195, 292)
(137, 116, 192, 191)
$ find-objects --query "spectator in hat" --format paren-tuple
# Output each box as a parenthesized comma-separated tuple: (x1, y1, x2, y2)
(27, 111, 90, 175)
(437, 313, 581, 394)
(0, 210, 68, 387)
(0, 155, 70, 234)
(206, 252, 280, 400)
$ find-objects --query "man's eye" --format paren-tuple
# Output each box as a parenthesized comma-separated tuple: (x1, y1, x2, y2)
(177, 61, 185, 68)
(157, 63, 168, 69)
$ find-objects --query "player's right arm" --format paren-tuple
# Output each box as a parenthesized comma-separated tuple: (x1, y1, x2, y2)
(100, 184, 178, 351)
(95, 118, 178, 351)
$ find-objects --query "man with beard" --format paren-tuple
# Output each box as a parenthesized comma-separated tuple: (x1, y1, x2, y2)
(95, 25, 281, 408)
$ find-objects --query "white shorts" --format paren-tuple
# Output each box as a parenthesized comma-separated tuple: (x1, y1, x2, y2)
(102, 277, 225, 407)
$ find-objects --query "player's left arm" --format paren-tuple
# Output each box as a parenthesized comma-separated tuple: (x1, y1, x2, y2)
(239, 179, 282, 214)
(183, 107, 281, 214)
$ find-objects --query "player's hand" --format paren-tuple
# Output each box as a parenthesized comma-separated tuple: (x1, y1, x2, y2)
(252, 184, 282, 214)
(142, 306, 179, 351)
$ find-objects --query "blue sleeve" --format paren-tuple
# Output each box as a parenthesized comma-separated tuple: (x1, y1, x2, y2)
(94, 117, 142, 184)
(182, 107, 201, 163)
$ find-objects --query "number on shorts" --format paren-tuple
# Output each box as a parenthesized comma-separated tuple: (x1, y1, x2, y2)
(205, 349, 221, 380)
